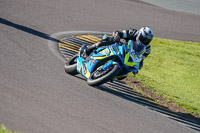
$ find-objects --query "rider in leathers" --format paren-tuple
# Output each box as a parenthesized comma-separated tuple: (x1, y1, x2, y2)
(80, 26, 154, 75)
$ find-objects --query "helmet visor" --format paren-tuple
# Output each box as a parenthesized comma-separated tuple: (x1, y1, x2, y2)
(138, 32, 152, 45)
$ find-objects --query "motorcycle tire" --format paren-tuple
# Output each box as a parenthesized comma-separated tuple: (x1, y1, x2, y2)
(64, 55, 78, 75)
(87, 64, 120, 86)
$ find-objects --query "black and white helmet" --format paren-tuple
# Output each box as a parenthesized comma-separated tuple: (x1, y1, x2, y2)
(136, 26, 153, 45)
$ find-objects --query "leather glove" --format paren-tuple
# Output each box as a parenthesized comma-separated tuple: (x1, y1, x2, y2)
(113, 36, 120, 42)
(112, 33, 120, 43)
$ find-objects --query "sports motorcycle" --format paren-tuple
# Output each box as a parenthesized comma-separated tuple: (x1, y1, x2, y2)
(64, 36, 145, 86)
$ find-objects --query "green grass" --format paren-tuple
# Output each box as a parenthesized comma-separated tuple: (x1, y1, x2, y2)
(129, 38, 200, 116)
(0, 125, 15, 133)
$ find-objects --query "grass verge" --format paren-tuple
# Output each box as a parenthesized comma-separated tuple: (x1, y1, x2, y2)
(0, 125, 15, 133)
(128, 38, 200, 117)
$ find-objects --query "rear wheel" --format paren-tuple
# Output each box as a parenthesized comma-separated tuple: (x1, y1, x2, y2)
(87, 64, 120, 86)
(64, 55, 78, 75)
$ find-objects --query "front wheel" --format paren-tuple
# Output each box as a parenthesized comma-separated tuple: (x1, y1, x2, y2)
(87, 64, 120, 86)
(64, 55, 78, 75)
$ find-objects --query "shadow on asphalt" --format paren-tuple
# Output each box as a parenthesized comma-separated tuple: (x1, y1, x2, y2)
(0, 18, 60, 43)
(1, 17, 200, 131)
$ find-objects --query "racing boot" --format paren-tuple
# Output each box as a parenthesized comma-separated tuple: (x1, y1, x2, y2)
(78, 43, 99, 58)
(84, 43, 99, 56)
(82, 38, 112, 57)
(82, 41, 104, 57)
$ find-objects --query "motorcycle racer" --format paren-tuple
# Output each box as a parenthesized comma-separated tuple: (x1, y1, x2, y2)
(80, 26, 154, 74)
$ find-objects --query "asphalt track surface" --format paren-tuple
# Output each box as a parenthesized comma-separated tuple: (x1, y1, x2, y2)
(142, 0, 200, 15)
(0, 0, 200, 133)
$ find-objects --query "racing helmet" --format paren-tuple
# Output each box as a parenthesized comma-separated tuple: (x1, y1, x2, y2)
(136, 26, 153, 45)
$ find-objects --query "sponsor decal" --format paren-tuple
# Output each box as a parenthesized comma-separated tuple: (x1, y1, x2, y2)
(77, 60, 82, 72)
(83, 63, 87, 75)
(102, 48, 109, 56)
(92, 59, 96, 64)
(100, 51, 103, 56)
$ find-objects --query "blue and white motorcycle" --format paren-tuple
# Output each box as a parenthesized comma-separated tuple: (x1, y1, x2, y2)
(64, 37, 145, 86)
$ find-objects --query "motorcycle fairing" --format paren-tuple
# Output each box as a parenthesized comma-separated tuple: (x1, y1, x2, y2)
(76, 46, 117, 78)
(76, 42, 140, 79)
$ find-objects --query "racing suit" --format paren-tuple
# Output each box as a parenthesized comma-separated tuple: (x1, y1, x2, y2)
(112, 28, 151, 60)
